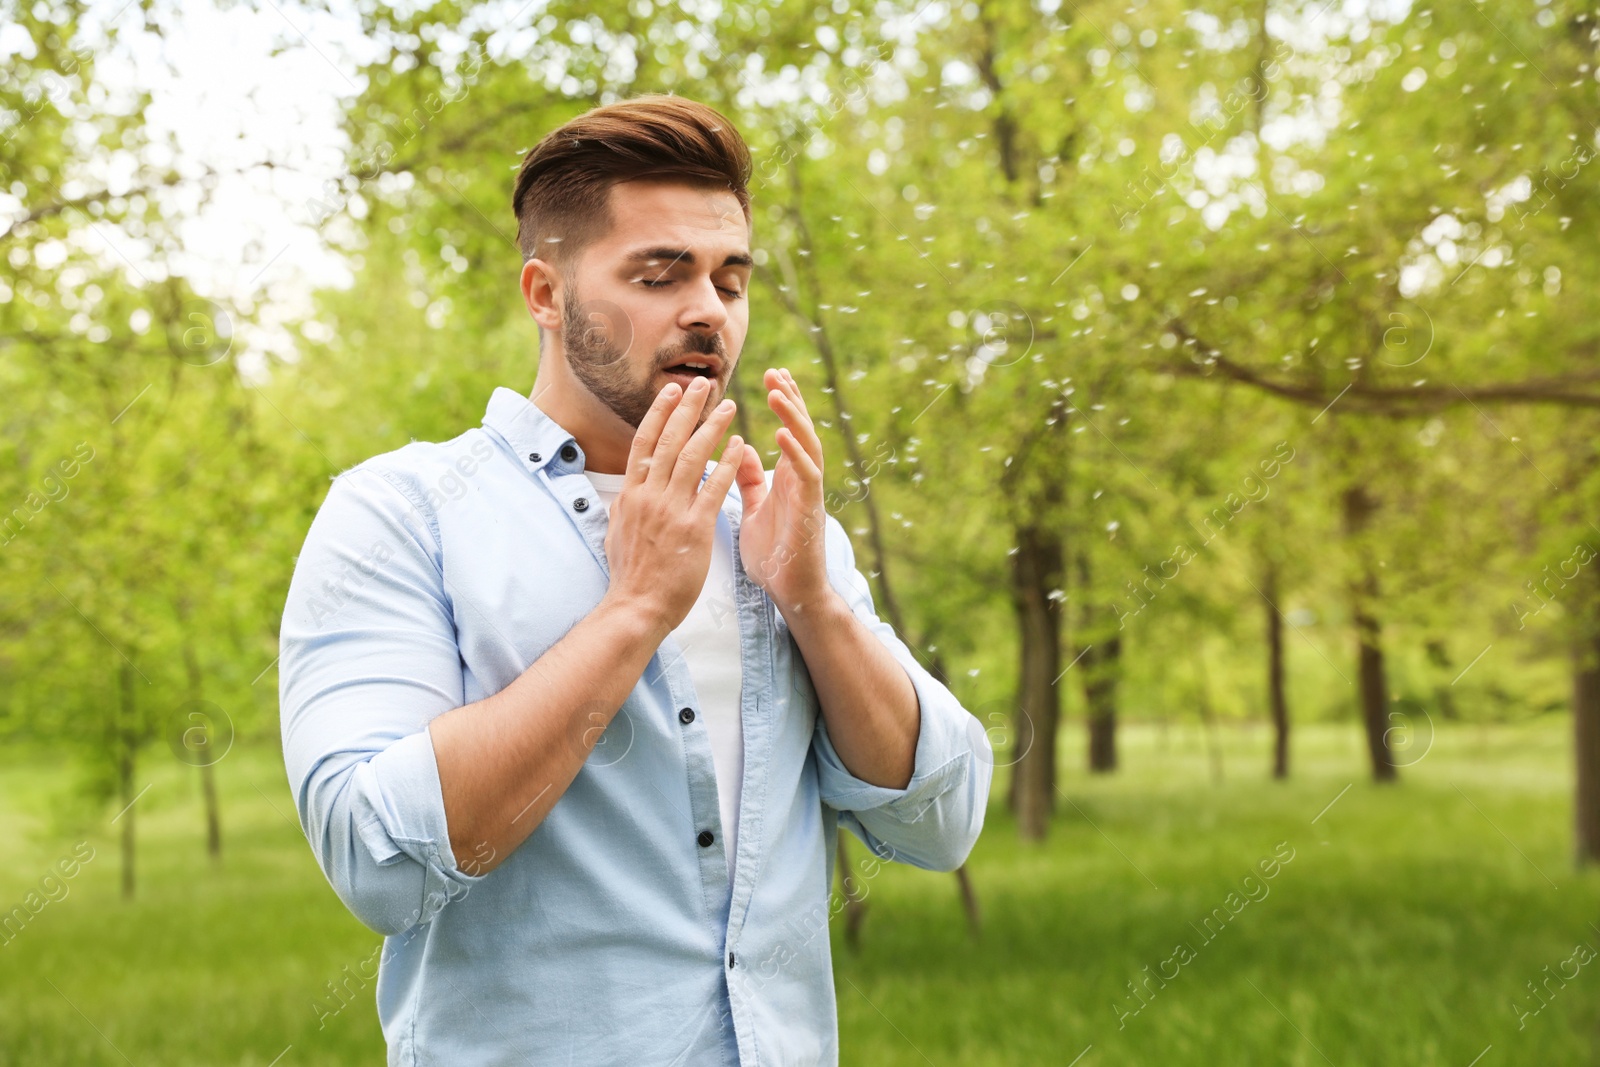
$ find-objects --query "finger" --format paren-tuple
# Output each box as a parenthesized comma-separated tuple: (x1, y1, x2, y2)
(696, 434, 744, 519)
(626, 381, 684, 489)
(649, 377, 715, 489)
(769, 389, 824, 470)
(769, 368, 814, 431)
(775, 426, 821, 481)
(734, 430, 767, 510)
(670, 395, 738, 497)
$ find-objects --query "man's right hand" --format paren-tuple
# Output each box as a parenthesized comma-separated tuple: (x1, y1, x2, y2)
(601, 376, 744, 638)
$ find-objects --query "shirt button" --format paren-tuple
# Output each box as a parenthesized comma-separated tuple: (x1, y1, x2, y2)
(528, 452, 541, 463)
(697, 829, 715, 848)
(573, 497, 589, 512)
(560, 444, 578, 462)
(679, 707, 695, 724)
(728, 952, 736, 969)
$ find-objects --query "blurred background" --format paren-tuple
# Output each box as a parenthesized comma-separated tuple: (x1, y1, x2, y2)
(3, 0, 1599, 1062)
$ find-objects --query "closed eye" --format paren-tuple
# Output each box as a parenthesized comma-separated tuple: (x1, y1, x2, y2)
(638, 278, 744, 299)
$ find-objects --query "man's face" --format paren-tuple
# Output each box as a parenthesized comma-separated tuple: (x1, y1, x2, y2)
(557, 179, 752, 431)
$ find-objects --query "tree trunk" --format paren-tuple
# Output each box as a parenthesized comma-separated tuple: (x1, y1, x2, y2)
(1083, 637, 1121, 774)
(1075, 552, 1120, 774)
(1086, 698, 1117, 773)
(118, 661, 136, 901)
(835, 836, 869, 949)
(1008, 522, 1063, 840)
(200, 761, 221, 860)
(183, 640, 223, 861)
(1264, 564, 1290, 780)
(1353, 606, 1395, 782)
(953, 865, 982, 936)
(1341, 486, 1396, 782)
(1575, 626, 1600, 865)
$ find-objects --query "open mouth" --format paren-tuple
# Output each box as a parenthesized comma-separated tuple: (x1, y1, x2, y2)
(662, 361, 717, 384)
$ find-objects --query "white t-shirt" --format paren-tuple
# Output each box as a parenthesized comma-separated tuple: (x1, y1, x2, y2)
(583, 467, 744, 881)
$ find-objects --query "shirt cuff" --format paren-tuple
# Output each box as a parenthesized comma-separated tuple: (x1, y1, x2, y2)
(812, 655, 974, 822)
(349, 727, 489, 925)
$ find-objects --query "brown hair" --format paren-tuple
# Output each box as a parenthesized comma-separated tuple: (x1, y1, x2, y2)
(512, 94, 752, 274)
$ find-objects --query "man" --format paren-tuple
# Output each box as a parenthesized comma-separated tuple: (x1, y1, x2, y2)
(279, 93, 992, 1066)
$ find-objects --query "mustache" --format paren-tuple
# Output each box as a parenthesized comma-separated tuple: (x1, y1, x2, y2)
(660, 333, 725, 364)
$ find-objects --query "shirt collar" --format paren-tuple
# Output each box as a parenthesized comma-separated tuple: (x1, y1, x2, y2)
(482, 386, 583, 475)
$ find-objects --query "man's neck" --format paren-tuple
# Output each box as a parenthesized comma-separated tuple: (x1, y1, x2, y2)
(527, 377, 633, 475)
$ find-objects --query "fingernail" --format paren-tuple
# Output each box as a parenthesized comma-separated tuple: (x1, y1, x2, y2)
(718, 399, 734, 412)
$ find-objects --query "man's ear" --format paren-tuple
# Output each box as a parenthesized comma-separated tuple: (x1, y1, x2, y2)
(521, 258, 563, 333)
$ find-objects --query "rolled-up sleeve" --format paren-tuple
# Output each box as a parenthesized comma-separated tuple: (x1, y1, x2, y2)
(809, 512, 994, 872)
(279, 464, 486, 938)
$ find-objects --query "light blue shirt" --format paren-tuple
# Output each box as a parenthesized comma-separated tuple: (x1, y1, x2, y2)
(278, 386, 992, 1066)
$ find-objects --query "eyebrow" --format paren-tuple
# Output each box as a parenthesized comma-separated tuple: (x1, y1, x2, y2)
(622, 247, 754, 271)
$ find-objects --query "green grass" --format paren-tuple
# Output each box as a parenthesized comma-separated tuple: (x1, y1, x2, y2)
(0, 718, 1594, 1065)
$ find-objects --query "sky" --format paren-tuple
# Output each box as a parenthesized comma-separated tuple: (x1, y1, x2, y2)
(4, 0, 380, 377)
(1, 0, 1468, 379)
(121, 0, 378, 376)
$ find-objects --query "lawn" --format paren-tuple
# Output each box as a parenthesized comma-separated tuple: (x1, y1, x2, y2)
(0, 717, 1593, 1065)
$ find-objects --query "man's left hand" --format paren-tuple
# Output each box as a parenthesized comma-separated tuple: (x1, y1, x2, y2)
(733, 367, 834, 618)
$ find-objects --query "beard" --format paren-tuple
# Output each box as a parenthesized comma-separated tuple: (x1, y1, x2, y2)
(561, 285, 730, 431)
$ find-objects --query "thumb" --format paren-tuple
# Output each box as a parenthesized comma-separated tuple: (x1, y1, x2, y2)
(735, 438, 767, 513)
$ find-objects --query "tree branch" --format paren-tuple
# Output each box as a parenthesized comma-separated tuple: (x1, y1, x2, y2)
(1162, 319, 1600, 413)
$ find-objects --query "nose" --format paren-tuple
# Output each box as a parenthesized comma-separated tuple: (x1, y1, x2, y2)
(678, 274, 729, 336)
